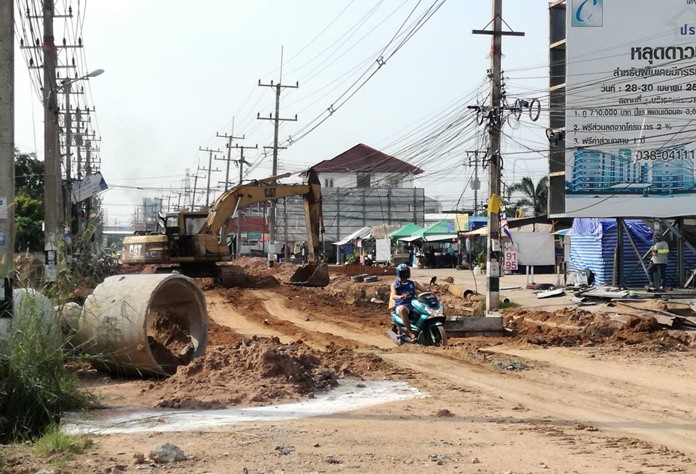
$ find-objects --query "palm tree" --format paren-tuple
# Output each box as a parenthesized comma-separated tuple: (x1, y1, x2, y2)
(507, 176, 548, 217)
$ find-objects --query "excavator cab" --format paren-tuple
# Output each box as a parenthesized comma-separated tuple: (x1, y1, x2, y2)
(122, 168, 328, 287)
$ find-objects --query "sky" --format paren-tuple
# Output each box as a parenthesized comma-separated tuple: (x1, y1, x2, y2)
(13, 0, 552, 225)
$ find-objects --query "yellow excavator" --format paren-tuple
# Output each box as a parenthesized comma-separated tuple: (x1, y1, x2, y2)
(121, 168, 329, 287)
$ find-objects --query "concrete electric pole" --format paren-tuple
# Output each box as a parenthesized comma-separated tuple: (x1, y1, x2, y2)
(472, 0, 523, 313)
(1, 0, 15, 316)
(258, 78, 298, 266)
(42, 0, 60, 281)
(466, 151, 483, 216)
(216, 122, 244, 192)
(198, 147, 221, 208)
(232, 143, 257, 258)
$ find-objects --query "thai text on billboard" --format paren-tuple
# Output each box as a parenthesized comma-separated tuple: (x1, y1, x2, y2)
(566, 0, 696, 217)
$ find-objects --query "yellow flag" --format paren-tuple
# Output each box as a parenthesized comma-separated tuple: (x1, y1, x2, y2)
(487, 194, 503, 213)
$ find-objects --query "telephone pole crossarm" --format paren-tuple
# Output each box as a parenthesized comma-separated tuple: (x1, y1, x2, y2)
(198, 147, 222, 208)
(216, 128, 244, 191)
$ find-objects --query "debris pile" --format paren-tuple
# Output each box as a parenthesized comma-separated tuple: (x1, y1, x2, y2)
(147, 336, 391, 409)
(502, 307, 694, 351)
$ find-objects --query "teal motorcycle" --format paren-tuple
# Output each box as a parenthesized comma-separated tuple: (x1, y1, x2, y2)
(387, 291, 447, 346)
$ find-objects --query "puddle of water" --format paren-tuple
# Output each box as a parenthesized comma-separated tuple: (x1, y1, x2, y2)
(63, 380, 425, 435)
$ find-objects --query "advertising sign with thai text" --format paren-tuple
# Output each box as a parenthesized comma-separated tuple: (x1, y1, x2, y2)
(566, 0, 696, 217)
(71, 172, 108, 204)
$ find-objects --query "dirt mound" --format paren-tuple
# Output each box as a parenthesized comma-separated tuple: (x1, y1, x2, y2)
(146, 336, 391, 408)
(502, 307, 694, 351)
(146, 309, 195, 375)
(207, 320, 242, 346)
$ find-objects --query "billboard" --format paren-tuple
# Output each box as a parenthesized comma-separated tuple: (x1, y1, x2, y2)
(566, 0, 696, 217)
(71, 172, 108, 204)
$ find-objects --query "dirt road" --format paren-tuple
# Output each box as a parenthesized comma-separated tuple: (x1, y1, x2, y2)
(204, 282, 696, 473)
(5, 263, 696, 473)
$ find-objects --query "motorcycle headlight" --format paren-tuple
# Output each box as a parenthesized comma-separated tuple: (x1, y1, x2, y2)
(427, 306, 444, 317)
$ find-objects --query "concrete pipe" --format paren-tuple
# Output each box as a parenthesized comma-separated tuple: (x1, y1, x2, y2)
(78, 274, 208, 377)
(0, 288, 62, 357)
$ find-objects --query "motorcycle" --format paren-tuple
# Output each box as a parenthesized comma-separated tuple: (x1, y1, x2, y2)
(387, 291, 448, 346)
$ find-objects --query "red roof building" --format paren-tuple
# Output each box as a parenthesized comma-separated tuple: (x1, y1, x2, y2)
(313, 143, 423, 189)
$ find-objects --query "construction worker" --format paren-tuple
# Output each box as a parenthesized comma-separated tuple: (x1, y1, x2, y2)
(647, 234, 670, 291)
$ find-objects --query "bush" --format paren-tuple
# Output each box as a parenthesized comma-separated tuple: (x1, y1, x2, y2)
(0, 290, 95, 443)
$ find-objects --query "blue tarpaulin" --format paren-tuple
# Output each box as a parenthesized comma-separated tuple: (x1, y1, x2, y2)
(569, 218, 695, 287)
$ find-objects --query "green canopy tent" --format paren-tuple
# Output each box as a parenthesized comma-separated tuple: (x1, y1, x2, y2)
(387, 223, 423, 240)
(410, 219, 457, 242)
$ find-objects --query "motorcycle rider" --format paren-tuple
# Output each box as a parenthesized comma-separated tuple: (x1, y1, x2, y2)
(391, 263, 427, 342)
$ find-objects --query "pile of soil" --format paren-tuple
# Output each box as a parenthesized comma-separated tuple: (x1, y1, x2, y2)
(147, 336, 391, 409)
(502, 307, 695, 351)
(146, 309, 196, 375)
(233, 257, 299, 284)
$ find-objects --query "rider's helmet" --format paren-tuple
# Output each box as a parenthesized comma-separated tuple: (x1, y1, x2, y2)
(396, 263, 410, 280)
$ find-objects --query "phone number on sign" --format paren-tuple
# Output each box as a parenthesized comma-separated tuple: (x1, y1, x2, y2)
(635, 149, 695, 161)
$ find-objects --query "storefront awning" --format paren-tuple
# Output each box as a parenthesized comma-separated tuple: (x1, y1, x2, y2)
(460, 226, 488, 237)
(332, 226, 372, 246)
(398, 235, 423, 242)
(423, 234, 458, 242)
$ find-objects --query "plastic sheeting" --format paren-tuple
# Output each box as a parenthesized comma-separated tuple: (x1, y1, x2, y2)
(568, 218, 696, 287)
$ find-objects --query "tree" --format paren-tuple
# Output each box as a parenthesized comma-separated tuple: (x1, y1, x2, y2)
(14, 149, 44, 252)
(507, 176, 548, 217)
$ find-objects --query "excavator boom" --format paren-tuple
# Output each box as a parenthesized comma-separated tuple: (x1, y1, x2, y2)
(121, 168, 327, 287)
(202, 168, 324, 261)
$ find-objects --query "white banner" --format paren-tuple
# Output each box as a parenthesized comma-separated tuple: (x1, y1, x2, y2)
(509, 232, 555, 266)
(566, 0, 696, 217)
(376, 238, 391, 263)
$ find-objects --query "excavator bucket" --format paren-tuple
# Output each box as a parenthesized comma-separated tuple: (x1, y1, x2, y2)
(288, 263, 329, 287)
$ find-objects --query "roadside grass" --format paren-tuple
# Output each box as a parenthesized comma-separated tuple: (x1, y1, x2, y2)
(472, 299, 520, 315)
(33, 424, 94, 458)
(0, 288, 97, 444)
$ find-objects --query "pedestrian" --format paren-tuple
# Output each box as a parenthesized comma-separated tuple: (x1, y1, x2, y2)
(647, 234, 670, 291)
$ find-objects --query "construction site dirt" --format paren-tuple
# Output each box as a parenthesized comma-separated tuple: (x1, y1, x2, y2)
(4, 257, 696, 473)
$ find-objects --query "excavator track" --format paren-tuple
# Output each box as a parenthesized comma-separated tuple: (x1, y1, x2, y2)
(218, 265, 246, 288)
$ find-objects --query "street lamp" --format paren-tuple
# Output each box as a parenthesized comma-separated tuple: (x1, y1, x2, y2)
(43, 68, 104, 282)
(61, 69, 104, 238)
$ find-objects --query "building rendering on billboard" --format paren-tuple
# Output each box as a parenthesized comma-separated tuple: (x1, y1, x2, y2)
(565, 0, 696, 217)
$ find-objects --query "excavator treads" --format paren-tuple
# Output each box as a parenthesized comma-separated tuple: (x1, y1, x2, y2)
(218, 265, 246, 288)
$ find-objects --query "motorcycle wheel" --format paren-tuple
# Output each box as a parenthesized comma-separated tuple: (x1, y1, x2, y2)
(425, 325, 447, 347)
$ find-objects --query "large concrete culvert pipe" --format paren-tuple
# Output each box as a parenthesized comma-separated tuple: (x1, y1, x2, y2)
(78, 274, 208, 377)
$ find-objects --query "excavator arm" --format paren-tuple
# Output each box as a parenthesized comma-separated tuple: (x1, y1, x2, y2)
(201, 168, 324, 261)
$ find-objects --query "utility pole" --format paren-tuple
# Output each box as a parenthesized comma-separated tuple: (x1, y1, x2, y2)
(258, 77, 298, 266)
(42, 0, 60, 281)
(216, 120, 244, 192)
(283, 198, 288, 261)
(473, 0, 524, 313)
(0, 0, 14, 316)
(190, 174, 201, 211)
(198, 147, 221, 208)
(232, 143, 257, 258)
(466, 151, 483, 215)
